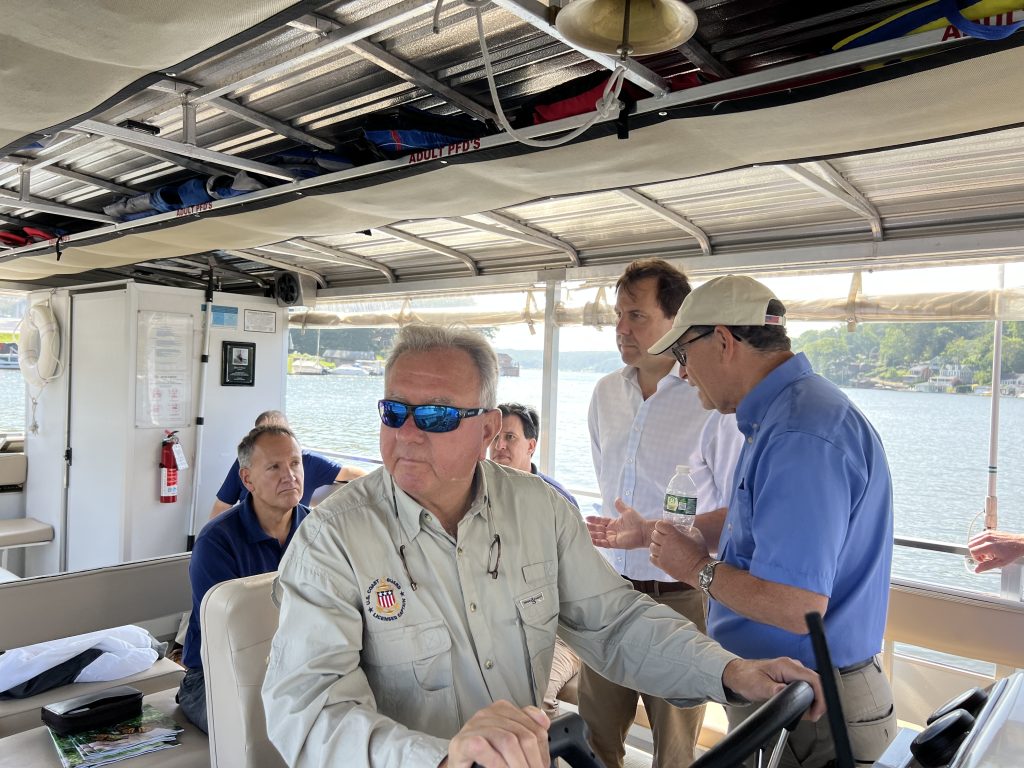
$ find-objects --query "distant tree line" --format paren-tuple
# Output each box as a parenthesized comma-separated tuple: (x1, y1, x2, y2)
(794, 321, 1024, 385)
(289, 328, 397, 356)
(288, 326, 498, 357)
(289, 321, 1024, 384)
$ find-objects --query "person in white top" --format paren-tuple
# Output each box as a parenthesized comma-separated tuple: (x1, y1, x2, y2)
(582, 258, 744, 768)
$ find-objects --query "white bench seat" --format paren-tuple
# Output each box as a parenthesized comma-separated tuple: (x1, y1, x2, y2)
(0, 518, 52, 550)
(0, 517, 54, 578)
(0, 553, 193, 738)
(0, 687, 209, 768)
(0, 656, 185, 738)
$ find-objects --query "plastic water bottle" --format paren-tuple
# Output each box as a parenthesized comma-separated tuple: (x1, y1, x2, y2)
(663, 465, 698, 531)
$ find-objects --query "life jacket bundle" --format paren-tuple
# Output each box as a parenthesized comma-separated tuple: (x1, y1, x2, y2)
(512, 71, 650, 128)
(103, 170, 269, 220)
(343, 105, 494, 159)
(262, 148, 353, 179)
(0, 226, 62, 247)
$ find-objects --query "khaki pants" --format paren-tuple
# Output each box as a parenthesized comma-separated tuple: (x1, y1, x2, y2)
(725, 656, 896, 768)
(544, 636, 582, 717)
(579, 588, 707, 768)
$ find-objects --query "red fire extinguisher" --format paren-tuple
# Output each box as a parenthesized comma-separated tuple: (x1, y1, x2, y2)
(160, 430, 180, 503)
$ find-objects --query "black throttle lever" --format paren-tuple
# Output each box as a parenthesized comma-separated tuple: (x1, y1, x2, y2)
(471, 711, 605, 768)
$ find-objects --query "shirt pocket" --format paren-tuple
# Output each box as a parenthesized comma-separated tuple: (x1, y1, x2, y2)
(522, 559, 557, 584)
(362, 619, 456, 723)
(515, 582, 559, 704)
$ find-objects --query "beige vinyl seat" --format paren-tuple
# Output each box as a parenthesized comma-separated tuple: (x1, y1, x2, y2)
(0, 554, 191, 737)
(200, 572, 286, 768)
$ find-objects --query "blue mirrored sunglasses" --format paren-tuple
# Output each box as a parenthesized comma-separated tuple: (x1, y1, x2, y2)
(378, 399, 488, 433)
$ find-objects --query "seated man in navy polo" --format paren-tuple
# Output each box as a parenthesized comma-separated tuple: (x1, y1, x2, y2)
(489, 401, 581, 717)
(178, 424, 310, 733)
(490, 402, 578, 509)
(209, 409, 365, 518)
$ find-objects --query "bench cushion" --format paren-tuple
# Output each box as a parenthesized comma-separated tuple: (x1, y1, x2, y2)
(0, 687, 208, 768)
(0, 656, 184, 737)
(0, 455, 26, 488)
(0, 518, 52, 549)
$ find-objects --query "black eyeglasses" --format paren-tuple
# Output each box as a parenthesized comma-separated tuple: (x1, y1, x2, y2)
(670, 329, 715, 367)
(378, 399, 488, 433)
(486, 534, 501, 579)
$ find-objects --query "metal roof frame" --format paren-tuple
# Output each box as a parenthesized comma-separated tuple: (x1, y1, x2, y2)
(1, 2, 1023, 293)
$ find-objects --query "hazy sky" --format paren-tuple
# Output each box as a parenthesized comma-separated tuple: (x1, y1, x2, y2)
(494, 263, 1024, 350)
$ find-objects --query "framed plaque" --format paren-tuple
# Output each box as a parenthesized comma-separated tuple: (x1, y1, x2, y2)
(222, 341, 256, 386)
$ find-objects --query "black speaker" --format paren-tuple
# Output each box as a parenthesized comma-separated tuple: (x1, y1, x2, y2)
(274, 271, 317, 307)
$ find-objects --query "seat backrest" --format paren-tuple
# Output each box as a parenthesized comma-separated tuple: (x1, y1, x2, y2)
(0, 553, 191, 649)
(200, 572, 286, 768)
(0, 453, 27, 486)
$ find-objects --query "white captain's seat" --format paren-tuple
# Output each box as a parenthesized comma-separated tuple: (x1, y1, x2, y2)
(200, 572, 286, 768)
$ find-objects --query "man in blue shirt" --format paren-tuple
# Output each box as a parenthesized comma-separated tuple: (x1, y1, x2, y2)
(178, 424, 310, 733)
(646, 275, 896, 768)
(489, 402, 578, 509)
(209, 410, 364, 518)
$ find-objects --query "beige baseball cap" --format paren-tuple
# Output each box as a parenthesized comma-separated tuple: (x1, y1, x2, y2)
(649, 274, 785, 355)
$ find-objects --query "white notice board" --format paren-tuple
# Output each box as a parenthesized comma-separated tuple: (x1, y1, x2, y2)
(136, 311, 194, 428)
(244, 308, 277, 333)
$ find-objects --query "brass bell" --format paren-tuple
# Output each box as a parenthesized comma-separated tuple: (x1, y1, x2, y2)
(555, 0, 698, 57)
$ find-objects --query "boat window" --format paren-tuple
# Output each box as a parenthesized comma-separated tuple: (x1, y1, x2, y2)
(547, 271, 1024, 607)
(286, 288, 547, 472)
(0, 291, 26, 434)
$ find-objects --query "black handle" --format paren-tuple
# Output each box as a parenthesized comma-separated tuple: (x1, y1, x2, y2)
(470, 711, 605, 768)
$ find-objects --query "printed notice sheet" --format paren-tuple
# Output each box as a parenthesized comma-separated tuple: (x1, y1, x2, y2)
(136, 311, 194, 428)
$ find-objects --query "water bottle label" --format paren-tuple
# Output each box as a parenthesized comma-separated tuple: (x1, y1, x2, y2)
(664, 493, 697, 516)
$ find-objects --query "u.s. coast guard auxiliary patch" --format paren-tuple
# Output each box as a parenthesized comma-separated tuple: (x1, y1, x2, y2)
(366, 576, 406, 621)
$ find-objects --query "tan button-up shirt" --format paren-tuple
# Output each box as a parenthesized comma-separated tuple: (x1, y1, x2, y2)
(263, 461, 739, 768)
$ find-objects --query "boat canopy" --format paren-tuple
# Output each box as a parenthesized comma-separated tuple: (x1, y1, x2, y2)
(2, 2, 1024, 292)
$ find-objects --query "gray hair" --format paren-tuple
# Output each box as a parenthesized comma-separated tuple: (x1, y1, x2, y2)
(238, 424, 298, 469)
(385, 324, 499, 409)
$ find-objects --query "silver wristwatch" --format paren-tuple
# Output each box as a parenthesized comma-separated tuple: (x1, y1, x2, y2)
(698, 559, 721, 596)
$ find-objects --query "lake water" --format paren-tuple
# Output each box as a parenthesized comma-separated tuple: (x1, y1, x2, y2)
(2, 366, 1021, 599)
(279, 368, 1024, 601)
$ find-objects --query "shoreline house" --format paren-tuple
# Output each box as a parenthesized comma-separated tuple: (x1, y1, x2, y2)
(497, 353, 519, 377)
(914, 362, 975, 393)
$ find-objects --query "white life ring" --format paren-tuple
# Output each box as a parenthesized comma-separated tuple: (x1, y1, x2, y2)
(19, 302, 61, 390)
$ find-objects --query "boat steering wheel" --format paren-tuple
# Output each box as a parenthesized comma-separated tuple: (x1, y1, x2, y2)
(690, 680, 815, 768)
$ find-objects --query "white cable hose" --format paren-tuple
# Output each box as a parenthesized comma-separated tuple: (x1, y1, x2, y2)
(469, 0, 627, 149)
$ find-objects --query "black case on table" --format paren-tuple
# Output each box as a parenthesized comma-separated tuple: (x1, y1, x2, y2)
(40, 685, 143, 735)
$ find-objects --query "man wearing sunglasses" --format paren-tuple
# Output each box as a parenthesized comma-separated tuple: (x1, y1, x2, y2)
(644, 275, 896, 768)
(263, 323, 824, 768)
